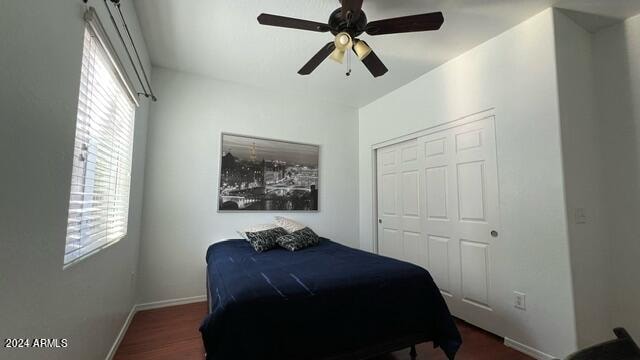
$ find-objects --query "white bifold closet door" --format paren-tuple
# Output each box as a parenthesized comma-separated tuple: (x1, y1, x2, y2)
(376, 116, 503, 336)
(377, 139, 424, 265)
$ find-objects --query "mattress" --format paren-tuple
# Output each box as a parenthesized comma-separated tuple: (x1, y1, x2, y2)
(200, 238, 461, 360)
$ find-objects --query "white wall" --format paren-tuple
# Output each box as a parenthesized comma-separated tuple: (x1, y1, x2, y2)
(553, 10, 612, 347)
(137, 68, 359, 303)
(359, 9, 578, 358)
(0, 1, 151, 359)
(593, 13, 640, 343)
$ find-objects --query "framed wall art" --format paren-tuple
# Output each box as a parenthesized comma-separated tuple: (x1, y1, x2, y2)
(218, 133, 320, 211)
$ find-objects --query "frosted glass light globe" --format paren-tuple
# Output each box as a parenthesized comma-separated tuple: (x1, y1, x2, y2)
(339, 34, 350, 46)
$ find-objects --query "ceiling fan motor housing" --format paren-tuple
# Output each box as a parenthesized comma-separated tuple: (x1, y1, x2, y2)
(329, 8, 367, 37)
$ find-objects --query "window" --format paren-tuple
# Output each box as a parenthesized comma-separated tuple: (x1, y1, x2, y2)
(64, 10, 138, 266)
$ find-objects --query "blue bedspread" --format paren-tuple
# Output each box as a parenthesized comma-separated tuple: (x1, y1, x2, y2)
(200, 238, 461, 360)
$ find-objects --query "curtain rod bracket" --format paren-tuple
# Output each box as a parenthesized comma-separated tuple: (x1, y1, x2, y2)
(137, 92, 158, 102)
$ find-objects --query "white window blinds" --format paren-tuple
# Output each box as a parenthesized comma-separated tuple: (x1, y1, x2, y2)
(64, 15, 137, 266)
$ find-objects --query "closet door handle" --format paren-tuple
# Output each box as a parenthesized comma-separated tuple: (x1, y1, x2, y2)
(491, 230, 498, 238)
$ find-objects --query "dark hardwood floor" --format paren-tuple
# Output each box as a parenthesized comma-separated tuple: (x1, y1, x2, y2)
(114, 302, 532, 360)
(114, 302, 207, 360)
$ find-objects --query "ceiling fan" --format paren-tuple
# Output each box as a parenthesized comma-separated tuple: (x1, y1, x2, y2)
(257, 0, 444, 78)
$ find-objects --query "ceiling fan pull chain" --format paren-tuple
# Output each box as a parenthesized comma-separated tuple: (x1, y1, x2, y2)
(346, 50, 352, 77)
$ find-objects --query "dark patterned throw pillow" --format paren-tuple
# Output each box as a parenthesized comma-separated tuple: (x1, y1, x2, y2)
(245, 227, 288, 253)
(276, 227, 320, 252)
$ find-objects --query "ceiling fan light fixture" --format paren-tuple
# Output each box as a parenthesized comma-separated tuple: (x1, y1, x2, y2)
(330, 32, 353, 64)
(330, 48, 346, 63)
(338, 33, 351, 46)
(353, 39, 372, 60)
(334, 32, 353, 50)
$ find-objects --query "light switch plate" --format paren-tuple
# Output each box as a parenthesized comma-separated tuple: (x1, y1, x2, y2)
(575, 208, 587, 224)
(514, 291, 526, 310)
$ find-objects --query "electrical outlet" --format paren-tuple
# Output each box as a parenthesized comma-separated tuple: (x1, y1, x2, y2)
(514, 291, 526, 310)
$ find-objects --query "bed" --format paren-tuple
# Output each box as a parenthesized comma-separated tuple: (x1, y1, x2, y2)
(199, 238, 462, 360)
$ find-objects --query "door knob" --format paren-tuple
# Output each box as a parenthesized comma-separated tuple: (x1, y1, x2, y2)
(491, 230, 498, 238)
(378, 219, 382, 224)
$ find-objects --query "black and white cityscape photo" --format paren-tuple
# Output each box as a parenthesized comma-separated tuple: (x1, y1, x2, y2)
(218, 134, 319, 211)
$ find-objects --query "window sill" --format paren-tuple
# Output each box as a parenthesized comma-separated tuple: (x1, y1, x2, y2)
(62, 236, 125, 271)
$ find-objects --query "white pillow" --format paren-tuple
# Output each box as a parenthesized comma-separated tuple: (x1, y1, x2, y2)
(237, 223, 279, 240)
(274, 216, 306, 234)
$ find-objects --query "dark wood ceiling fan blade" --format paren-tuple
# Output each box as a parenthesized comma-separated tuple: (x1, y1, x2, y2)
(257, 13, 331, 32)
(298, 42, 337, 75)
(365, 12, 444, 35)
(341, 0, 364, 20)
(359, 50, 388, 77)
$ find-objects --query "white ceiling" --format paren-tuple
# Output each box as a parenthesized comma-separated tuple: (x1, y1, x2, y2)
(134, 0, 640, 108)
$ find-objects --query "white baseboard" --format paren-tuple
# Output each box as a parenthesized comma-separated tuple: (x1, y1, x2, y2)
(105, 305, 137, 360)
(135, 295, 207, 311)
(105, 295, 207, 360)
(504, 337, 557, 360)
